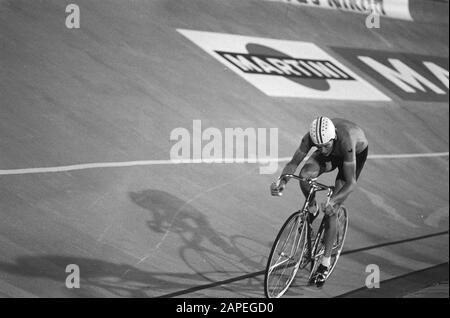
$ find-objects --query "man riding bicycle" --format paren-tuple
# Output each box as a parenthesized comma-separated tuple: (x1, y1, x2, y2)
(270, 117, 368, 286)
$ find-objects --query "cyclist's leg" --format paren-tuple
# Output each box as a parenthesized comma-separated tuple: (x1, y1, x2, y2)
(298, 151, 331, 208)
(332, 146, 368, 196)
(319, 157, 341, 267)
(322, 147, 368, 261)
(322, 184, 340, 260)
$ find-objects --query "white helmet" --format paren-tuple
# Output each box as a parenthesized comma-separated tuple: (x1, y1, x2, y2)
(309, 117, 336, 146)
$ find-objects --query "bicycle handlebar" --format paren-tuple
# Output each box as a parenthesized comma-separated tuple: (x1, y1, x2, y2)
(277, 174, 333, 192)
(274, 174, 335, 209)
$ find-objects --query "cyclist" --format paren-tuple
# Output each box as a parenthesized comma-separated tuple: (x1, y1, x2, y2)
(270, 117, 368, 287)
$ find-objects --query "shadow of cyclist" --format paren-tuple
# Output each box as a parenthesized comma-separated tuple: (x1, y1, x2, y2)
(129, 189, 265, 274)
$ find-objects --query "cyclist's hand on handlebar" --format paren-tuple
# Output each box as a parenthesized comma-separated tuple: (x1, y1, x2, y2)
(270, 180, 286, 196)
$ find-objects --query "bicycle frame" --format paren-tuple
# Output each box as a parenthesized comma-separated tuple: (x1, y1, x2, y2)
(278, 174, 334, 265)
(277, 174, 334, 214)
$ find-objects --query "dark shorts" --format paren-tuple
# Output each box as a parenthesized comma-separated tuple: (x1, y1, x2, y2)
(312, 146, 368, 181)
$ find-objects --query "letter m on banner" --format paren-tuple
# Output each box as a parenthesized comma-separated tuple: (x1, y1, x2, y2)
(331, 47, 449, 102)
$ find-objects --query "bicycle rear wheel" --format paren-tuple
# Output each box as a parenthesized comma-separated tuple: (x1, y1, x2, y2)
(264, 211, 308, 298)
(309, 206, 348, 283)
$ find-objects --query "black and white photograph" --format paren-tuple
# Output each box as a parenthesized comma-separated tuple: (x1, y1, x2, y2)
(0, 0, 448, 300)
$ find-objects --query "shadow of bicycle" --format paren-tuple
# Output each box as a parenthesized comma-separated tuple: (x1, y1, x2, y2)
(0, 189, 270, 297)
(129, 189, 268, 292)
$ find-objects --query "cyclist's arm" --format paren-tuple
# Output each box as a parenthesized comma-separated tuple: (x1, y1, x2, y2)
(279, 133, 312, 184)
(330, 143, 357, 206)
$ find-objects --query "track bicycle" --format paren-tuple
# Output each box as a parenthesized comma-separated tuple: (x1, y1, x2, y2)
(264, 174, 348, 298)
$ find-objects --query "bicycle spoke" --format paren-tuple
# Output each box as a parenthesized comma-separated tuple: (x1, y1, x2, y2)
(268, 254, 291, 273)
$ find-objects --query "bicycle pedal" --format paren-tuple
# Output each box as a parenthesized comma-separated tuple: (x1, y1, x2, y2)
(315, 280, 326, 288)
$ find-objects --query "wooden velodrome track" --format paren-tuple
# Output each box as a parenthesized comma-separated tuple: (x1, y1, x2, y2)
(0, 0, 448, 297)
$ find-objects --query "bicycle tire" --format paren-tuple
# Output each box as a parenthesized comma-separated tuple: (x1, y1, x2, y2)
(264, 211, 308, 298)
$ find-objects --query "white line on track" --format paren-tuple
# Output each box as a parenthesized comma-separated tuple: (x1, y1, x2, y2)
(0, 152, 448, 176)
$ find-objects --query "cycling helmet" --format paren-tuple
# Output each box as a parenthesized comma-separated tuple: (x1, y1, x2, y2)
(309, 117, 336, 146)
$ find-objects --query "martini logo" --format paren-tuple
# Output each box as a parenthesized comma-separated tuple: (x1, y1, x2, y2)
(331, 47, 449, 102)
(215, 51, 355, 80)
(178, 29, 390, 101)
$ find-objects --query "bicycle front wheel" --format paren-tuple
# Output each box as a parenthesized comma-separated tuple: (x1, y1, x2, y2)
(264, 211, 308, 298)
